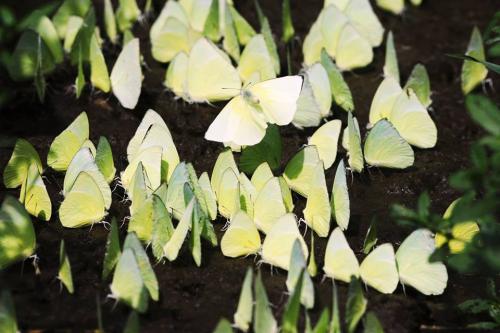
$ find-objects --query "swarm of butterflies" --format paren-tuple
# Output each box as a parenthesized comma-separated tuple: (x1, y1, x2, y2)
(1, 0, 488, 322)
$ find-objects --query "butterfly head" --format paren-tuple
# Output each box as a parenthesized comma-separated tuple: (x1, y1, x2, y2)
(241, 88, 260, 105)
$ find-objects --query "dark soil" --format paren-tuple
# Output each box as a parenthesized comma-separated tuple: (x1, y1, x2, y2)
(1, 0, 499, 332)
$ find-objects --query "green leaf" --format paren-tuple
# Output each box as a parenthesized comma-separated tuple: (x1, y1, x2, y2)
(363, 312, 384, 333)
(363, 218, 378, 254)
(448, 53, 500, 74)
(466, 94, 500, 136)
(58, 240, 74, 294)
(0, 290, 18, 333)
(102, 218, 122, 280)
(212, 318, 233, 333)
(253, 271, 277, 333)
(281, 0, 294, 44)
(345, 278, 367, 333)
(321, 49, 354, 112)
(123, 311, 140, 333)
(459, 298, 492, 314)
(282, 271, 304, 333)
(486, 279, 497, 299)
(240, 125, 282, 174)
(313, 309, 330, 333)
(330, 281, 340, 333)
(489, 304, 500, 324)
(17, 2, 59, 31)
(417, 192, 431, 221)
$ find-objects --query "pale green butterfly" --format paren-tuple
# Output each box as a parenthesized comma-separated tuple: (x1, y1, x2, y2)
(324, 227, 399, 294)
(253, 270, 277, 333)
(331, 159, 350, 230)
(185, 38, 242, 103)
(376, 0, 404, 15)
(165, 52, 189, 96)
(52, 0, 91, 39)
(320, 49, 354, 112)
(233, 268, 253, 332)
(346, 112, 364, 173)
(293, 62, 332, 129)
(102, 218, 121, 280)
(20, 163, 52, 221)
(29, 15, 64, 64)
(95, 136, 116, 184)
(404, 63, 432, 108)
(363, 119, 414, 169)
(229, 5, 256, 46)
(238, 34, 277, 85)
(116, 0, 141, 32)
(308, 120, 341, 170)
(110, 38, 142, 109)
(303, 161, 331, 237)
(3, 138, 43, 189)
(59, 171, 107, 228)
(123, 232, 159, 301)
(211, 148, 239, 199)
(250, 162, 274, 193)
(238, 172, 256, 218)
(253, 176, 287, 233)
(302, 5, 360, 69)
(384, 31, 400, 83)
(110, 248, 149, 313)
(165, 162, 193, 220)
(58, 240, 74, 294)
(64, 147, 112, 209)
(47, 111, 89, 172)
(396, 229, 448, 295)
(90, 32, 111, 93)
(390, 90, 437, 149)
(126, 109, 175, 163)
(121, 146, 162, 193)
(286, 240, 315, 309)
(283, 145, 321, 198)
(104, 0, 118, 43)
(0, 196, 36, 269)
(132, 123, 179, 183)
(151, 15, 200, 63)
(461, 27, 488, 95)
(221, 210, 261, 258)
(164, 197, 196, 261)
(63, 16, 83, 52)
(261, 213, 308, 271)
(198, 172, 217, 220)
(217, 167, 240, 219)
(222, 3, 240, 62)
